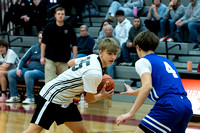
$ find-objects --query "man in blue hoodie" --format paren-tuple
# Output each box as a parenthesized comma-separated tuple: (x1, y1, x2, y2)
(6, 31, 44, 104)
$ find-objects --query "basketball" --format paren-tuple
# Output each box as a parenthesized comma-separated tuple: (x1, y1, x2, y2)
(97, 74, 115, 93)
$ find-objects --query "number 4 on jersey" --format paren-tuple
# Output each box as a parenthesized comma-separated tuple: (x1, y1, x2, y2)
(163, 61, 178, 78)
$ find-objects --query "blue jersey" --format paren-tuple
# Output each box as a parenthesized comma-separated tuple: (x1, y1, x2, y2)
(137, 53, 187, 102)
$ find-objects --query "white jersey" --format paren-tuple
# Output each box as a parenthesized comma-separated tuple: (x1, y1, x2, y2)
(40, 54, 103, 108)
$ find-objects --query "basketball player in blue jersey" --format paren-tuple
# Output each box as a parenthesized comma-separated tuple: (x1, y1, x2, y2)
(116, 30, 193, 133)
(23, 38, 120, 133)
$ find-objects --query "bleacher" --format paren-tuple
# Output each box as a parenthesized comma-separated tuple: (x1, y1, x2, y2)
(1, 0, 200, 103)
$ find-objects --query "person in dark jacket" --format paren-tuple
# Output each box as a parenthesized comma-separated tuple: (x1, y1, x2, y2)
(28, 0, 47, 34)
(119, 16, 147, 66)
(2, 0, 32, 35)
(76, 25, 95, 58)
(6, 31, 44, 104)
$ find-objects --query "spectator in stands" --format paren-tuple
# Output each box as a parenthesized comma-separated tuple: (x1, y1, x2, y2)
(60, 0, 87, 24)
(119, 16, 146, 66)
(40, 7, 77, 84)
(160, 0, 185, 41)
(6, 31, 44, 104)
(114, 10, 132, 47)
(144, 0, 167, 35)
(76, 25, 95, 58)
(0, 40, 19, 102)
(28, 0, 47, 35)
(175, 0, 200, 50)
(2, 0, 32, 36)
(98, 20, 110, 38)
(105, 0, 144, 22)
(93, 24, 121, 78)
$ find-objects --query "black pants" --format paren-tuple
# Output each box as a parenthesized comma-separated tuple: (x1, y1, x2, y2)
(144, 19, 160, 35)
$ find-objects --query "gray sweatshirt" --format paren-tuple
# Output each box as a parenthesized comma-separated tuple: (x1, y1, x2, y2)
(127, 20, 147, 43)
(180, 1, 200, 24)
(163, 5, 185, 20)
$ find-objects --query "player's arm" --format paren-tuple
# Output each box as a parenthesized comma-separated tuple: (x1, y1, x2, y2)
(116, 72, 152, 125)
(67, 59, 75, 67)
(120, 83, 140, 96)
(85, 85, 114, 103)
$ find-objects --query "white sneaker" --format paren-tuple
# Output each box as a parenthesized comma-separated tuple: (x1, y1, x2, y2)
(6, 96, 21, 103)
(22, 98, 35, 104)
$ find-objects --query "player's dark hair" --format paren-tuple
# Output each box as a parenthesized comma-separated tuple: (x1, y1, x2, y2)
(0, 39, 9, 50)
(99, 38, 120, 54)
(133, 30, 159, 51)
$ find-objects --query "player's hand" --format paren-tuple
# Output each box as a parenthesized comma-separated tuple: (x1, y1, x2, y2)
(116, 112, 133, 126)
(99, 84, 114, 98)
(120, 83, 137, 96)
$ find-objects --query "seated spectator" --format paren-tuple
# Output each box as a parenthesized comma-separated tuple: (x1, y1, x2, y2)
(6, 31, 44, 104)
(106, 0, 144, 22)
(93, 24, 121, 78)
(28, 0, 47, 34)
(60, 0, 87, 24)
(76, 25, 95, 58)
(144, 0, 167, 35)
(175, 0, 200, 50)
(2, 0, 32, 36)
(119, 16, 146, 66)
(160, 0, 185, 40)
(0, 40, 19, 102)
(98, 20, 111, 39)
(114, 10, 132, 47)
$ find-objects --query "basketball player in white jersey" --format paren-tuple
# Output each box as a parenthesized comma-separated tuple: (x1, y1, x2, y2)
(23, 38, 120, 133)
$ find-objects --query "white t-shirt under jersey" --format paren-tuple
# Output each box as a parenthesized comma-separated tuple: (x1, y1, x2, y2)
(39, 54, 103, 108)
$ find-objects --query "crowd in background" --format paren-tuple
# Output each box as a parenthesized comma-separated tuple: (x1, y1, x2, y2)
(0, 0, 200, 103)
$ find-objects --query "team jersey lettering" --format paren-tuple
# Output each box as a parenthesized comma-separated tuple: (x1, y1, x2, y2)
(163, 61, 178, 78)
(72, 56, 91, 71)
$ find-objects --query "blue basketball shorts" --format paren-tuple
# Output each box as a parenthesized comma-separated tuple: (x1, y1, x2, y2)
(139, 94, 193, 133)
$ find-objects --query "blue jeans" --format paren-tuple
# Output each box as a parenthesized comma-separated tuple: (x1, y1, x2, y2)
(121, 42, 136, 63)
(160, 19, 176, 38)
(105, 1, 133, 19)
(106, 60, 118, 79)
(177, 22, 200, 47)
(8, 68, 44, 98)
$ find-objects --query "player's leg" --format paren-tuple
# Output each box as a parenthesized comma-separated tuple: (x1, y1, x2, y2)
(56, 103, 84, 132)
(134, 126, 145, 133)
(23, 123, 44, 133)
(64, 121, 87, 133)
(171, 95, 193, 133)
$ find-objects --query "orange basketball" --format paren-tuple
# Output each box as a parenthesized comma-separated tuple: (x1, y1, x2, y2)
(97, 74, 115, 93)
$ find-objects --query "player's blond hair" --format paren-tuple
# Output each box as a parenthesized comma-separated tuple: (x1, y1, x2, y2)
(99, 38, 120, 53)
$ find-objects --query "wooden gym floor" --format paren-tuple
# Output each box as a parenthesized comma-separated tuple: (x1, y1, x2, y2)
(0, 98, 200, 133)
